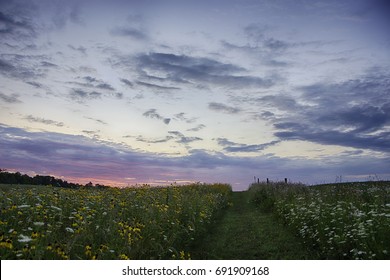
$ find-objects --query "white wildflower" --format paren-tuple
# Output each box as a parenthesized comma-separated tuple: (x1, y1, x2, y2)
(18, 234, 32, 243)
(18, 205, 30, 208)
(33, 222, 45, 226)
(65, 227, 74, 233)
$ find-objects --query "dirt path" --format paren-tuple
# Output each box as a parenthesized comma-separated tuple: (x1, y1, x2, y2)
(192, 191, 315, 259)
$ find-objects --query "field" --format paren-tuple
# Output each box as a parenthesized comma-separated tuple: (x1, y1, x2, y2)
(1, 181, 389, 260)
(0, 183, 231, 259)
(248, 181, 390, 259)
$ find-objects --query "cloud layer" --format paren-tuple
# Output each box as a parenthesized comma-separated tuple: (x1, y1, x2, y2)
(1, 0, 389, 189)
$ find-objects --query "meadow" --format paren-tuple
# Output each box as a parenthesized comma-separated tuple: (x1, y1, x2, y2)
(0, 183, 231, 260)
(1, 180, 389, 260)
(248, 181, 390, 259)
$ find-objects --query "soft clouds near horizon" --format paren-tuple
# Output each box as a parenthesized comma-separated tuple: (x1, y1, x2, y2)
(1, 0, 389, 190)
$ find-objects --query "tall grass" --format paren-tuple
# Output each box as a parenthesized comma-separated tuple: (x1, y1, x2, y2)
(0, 183, 231, 260)
(248, 181, 390, 259)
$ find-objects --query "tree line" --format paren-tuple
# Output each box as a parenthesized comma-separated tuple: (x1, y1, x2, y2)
(0, 169, 109, 189)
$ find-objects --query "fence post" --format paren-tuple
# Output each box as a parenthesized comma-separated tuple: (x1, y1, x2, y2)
(284, 178, 287, 184)
(266, 178, 269, 184)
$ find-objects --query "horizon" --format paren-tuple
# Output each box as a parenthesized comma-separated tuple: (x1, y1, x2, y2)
(1, 0, 390, 191)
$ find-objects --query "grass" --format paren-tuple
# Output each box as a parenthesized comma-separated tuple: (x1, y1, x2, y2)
(191, 191, 316, 259)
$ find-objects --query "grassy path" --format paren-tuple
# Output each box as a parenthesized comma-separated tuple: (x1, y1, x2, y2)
(192, 191, 315, 259)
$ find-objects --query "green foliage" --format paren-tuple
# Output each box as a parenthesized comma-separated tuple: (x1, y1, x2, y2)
(248, 181, 390, 259)
(248, 181, 306, 212)
(0, 183, 231, 260)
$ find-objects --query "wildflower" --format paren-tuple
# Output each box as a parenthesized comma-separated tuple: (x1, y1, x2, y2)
(65, 227, 74, 233)
(33, 222, 45, 226)
(119, 253, 130, 260)
(50, 206, 62, 211)
(85, 244, 92, 257)
(18, 234, 32, 243)
(0, 239, 13, 249)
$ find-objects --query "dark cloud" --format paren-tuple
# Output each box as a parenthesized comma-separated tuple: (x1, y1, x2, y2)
(0, 92, 22, 103)
(84, 116, 107, 125)
(1, 124, 389, 189)
(0, 58, 16, 72)
(26, 81, 43, 88)
(70, 89, 102, 100)
(143, 109, 171, 124)
(217, 138, 280, 153)
(135, 135, 174, 144)
(0, 55, 44, 80)
(136, 81, 180, 91)
(187, 124, 206, 132)
(208, 102, 242, 114)
(67, 76, 119, 101)
(266, 71, 390, 152)
(24, 115, 64, 127)
(110, 27, 147, 40)
(174, 112, 197, 123)
(0, 10, 36, 39)
(80, 76, 115, 91)
(275, 127, 390, 152)
(96, 83, 115, 91)
(110, 14, 148, 41)
(168, 131, 202, 144)
(120, 78, 133, 87)
(68, 44, 87, 55)
(41, 61, 58, 68)
(136, 52, 275, 89)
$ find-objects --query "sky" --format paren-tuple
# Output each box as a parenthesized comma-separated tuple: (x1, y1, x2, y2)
(1, 0, 389, 190)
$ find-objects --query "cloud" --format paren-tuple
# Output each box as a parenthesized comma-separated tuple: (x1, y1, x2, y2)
(275, 128, 390, 152)
(0, 10, 36, 39)
(110, 27, 147, 40)
(110, 14, 148, 41)
(1, 124, 389, 189)
(187, 124, 206, 132)
(135, 135, 174, 144)
(24, 115, 64, 127)
(0, 57, 33, 79)
(208, 102, 242, 114)
(136, 52, 275, 89)
(217, 138, 280, 153)
(174, 112, 197, 123)
(120, 78, 133, 87)
(239, 23, 290, 53)
(265, 70, 390, 153)
(80, 76, 115, 91)
(136, 81, 180, 91)
(84, 116, 108, 125)
(41, 61, 58, 68)
(168, 131, 202, 144)
(68, 44, 87, 55)
(67, 76, 120, 101)
(70, 89, 102, 100)
(49, 1, 84, 29)
(26, 81, 44, 88)
(0, 92, 22, 103)
(143, 109, 171, 124)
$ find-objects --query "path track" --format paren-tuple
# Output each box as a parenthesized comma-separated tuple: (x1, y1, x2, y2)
(192, 191, 315, 259)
